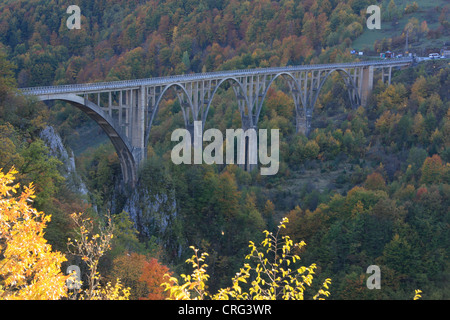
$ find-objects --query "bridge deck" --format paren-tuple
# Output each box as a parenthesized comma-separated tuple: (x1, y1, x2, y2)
(19, 58, 412, 95)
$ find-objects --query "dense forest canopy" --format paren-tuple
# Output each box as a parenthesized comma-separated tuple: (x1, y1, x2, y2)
(0, 0, 449, 300)
(0, 0, 446, 87)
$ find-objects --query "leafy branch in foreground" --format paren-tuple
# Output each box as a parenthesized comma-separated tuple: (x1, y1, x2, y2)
(162, 217, 332, 300)
(67, 212, 130, 300)
(0, 167, 130, 300)
(162, 246, 210, 300)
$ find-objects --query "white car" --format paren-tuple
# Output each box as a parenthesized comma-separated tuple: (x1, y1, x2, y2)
(428, 53, 441, 59)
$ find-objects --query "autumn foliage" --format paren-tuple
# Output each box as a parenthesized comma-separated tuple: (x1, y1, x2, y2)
(109, 252, 171, 300)
(139, 256, 172, 300)
(0, 0, 447, 301)
(0, 167, 68, 300)
(162, 218, 332, 300)
(0, 168, 132, 300)
(420, 154, 446, 185)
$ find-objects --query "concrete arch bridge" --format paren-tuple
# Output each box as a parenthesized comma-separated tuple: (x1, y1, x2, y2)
(20, 58, 412, 186)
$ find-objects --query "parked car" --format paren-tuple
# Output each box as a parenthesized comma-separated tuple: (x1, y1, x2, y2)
(428, 53, 441, 59)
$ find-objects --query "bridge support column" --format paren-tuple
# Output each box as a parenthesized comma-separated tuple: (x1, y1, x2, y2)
(360, 66, 374, 107)
(186, 121, 203, 165)
(129, 87, 146, 168)
(381, 66, 392, 85)
(241, 115, 258, 172)
(388, 66, 392, 85)
(296, 113, 308, 136)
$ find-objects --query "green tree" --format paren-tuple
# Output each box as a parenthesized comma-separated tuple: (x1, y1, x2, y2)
(19, 139, 64, 209)
(110, 211, 146, 257)
(0, 123, 23, 171)
(182, 51, 191, 72)
(420, 154, 444, 185)
(381, 234, 417, 276)
(0, 51, 16, 100)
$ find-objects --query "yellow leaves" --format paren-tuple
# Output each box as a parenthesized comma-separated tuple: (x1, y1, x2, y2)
(0, 166, 19, 196)
(375, 110, 402, 134)
(162, 217, 332, 301)
(279, 217, 289, 229)
(80, 279, 130, 300)
(162, 247, 211, 300)
(67, 212, 129, 300)
(413, 289, 422, 300)
(0, 167, 68, 300)
(323, 278, 332, 290)
(0, 168, 130, 300)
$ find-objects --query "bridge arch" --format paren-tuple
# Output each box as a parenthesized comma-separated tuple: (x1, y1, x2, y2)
(154, 83, 194, 127)
(254, 72, 306, 128)
(311, 68, 361, 113)
(145, 82, 194, 147)
(202, 76, 250, 129)
(37, 93, 137, 186)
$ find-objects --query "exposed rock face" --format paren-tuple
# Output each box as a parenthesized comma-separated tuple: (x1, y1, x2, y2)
(40, 126, 88, 196)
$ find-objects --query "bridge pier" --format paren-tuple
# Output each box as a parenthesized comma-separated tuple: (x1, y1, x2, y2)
(360, 66, 374, 107)
(241, 115, 258, 172)
(186, 121, 204, 165)
(381, 66, 392, 85)
(296, 112, 312, 136)
(129, 87, 146, 167)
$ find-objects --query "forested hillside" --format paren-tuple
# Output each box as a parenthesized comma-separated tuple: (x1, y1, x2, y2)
(0, 0, 449, 300)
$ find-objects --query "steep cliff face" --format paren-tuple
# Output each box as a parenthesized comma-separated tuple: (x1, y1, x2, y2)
(122, 176, 183, 258)
(120, 156, 186, 259)
(123, 187, 174, 237)
(40, 126, 88, 196)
